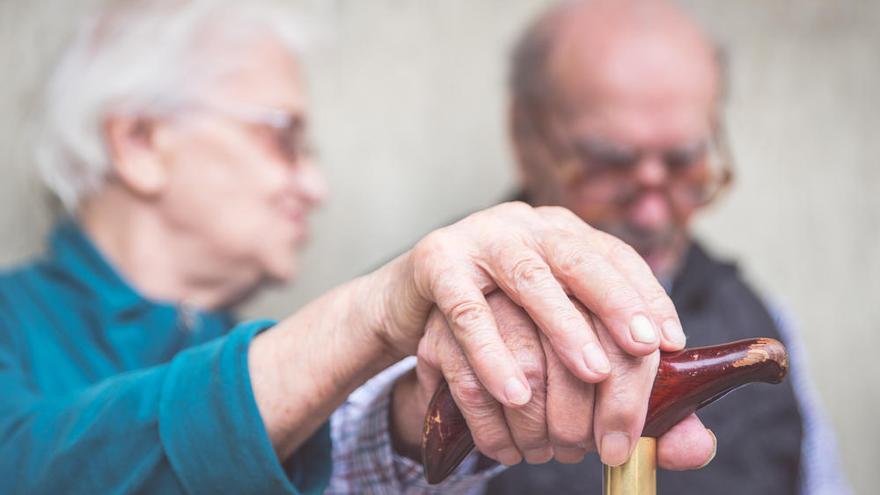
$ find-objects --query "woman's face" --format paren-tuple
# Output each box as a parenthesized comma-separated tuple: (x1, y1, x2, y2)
(151, 37, 326, 285)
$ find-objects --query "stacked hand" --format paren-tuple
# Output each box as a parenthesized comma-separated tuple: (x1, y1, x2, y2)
(380, 202, 715, 469)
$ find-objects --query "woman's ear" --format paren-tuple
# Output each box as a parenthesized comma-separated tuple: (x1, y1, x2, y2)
(103, 113, 169, 198)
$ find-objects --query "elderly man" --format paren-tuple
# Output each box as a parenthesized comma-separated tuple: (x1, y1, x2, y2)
(478, 1, 849, 494)
(0, 1, 716, 494)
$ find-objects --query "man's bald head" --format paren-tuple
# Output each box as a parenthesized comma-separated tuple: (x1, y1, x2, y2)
(511, 0, 724, 114)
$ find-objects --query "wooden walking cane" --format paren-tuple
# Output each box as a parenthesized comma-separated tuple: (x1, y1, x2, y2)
(421, 338, 789, 494)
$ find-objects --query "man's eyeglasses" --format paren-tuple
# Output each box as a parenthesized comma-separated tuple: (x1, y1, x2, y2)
(553, 124, 735, 208)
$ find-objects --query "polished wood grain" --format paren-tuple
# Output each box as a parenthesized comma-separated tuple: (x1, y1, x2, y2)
(422, 338, 788, 484)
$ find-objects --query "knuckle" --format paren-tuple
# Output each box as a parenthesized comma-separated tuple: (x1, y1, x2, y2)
(508, 257, 554, 294)
(537, 205, 583, 227)
(479, 202, 532, 227)
(413, 230, 456, 283)
(518, 359, 546, 388)
(608, 237, 641, 264)
(534, 205, 569, 219)
(601, 388, 642, 424)
(515, 433, 550, 453)
(554, 308, 589, 335)
(451, 374, 494, 410)
(535, 205, 566, 215)
(601, 284, 643, 313)
(556, 248, 604, 279)
(515, 403, 549, 431)
(499, 200, 533, 216)
(509, 415, 550, 450)
(415, 229, 451, 259)
(549, 421, 591, 449)
(499, 383, 549, 445)
(646, 290, 674, 314)
(514, 426, 550, 453)
(472, 428, 515, 457)
(447, 299, 491, 331)
(594, 229, 623, 247)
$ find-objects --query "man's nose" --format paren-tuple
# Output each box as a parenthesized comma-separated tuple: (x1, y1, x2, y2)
(633, 155, 669, 187)
(628, 155, 672, 230)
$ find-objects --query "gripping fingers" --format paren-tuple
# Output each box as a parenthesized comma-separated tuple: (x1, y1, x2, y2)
(431, 270, 532, 408)
(448, 371, 522, 466)
(591, 313, 659, 467)
(443, 357, 522, 465)
(542, 333, 594, 464)
(488, 293, 553, 464)
(420, 308, 522, 466)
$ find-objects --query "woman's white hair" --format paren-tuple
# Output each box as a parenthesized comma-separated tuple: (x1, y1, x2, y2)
(37, 0, 312, 210)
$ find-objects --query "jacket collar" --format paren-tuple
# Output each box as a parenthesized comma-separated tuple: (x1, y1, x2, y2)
(45, 219, 232, 325)
(47, 218, 149, 316)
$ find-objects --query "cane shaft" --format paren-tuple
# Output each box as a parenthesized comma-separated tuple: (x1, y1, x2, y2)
(603, 437, 656, 495)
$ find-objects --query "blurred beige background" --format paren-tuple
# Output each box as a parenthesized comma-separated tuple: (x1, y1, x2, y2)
(1, 0, 877, 492)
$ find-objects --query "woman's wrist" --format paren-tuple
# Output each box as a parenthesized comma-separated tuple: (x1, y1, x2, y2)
(247, 271, 410, 460)
(361, 250, 430, 360)
(322, 273, 402, 386)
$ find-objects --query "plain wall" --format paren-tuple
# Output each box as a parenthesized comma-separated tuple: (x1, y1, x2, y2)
(1, 0, 877, 492)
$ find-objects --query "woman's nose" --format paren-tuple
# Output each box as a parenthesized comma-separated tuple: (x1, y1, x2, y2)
(294, 158, 328, 207)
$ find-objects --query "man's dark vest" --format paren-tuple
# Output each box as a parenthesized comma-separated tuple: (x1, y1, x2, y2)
(486, 242, 804, 495)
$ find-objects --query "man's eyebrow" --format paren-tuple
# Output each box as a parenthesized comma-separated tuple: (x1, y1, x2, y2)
(572, 135, 639, 155)
(665, 139, 708, 155)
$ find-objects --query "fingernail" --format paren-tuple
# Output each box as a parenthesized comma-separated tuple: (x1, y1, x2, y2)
(629, 314, 657, 344)
(496, 447, 523, 466)
(661, 319, 686, 348)
(582, 342, 611, 374)
(698, 429, 717, 469)
(554, 447, 587, 464)
(600, 431, 632, 467)
(504, 377, 531, 406)
(524, 446, 554, 464)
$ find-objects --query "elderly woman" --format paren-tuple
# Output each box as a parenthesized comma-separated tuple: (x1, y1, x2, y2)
(0, 1, 715, 493)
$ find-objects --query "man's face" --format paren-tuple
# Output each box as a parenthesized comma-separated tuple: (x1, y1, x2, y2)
(153, 37, 326, 284)
(516, 27, 721, 278)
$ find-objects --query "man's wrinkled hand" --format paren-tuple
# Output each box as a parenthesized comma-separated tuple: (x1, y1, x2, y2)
(405, 291, 715, 469)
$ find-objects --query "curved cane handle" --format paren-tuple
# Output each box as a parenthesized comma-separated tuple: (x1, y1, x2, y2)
(421, 337, 788, 484)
